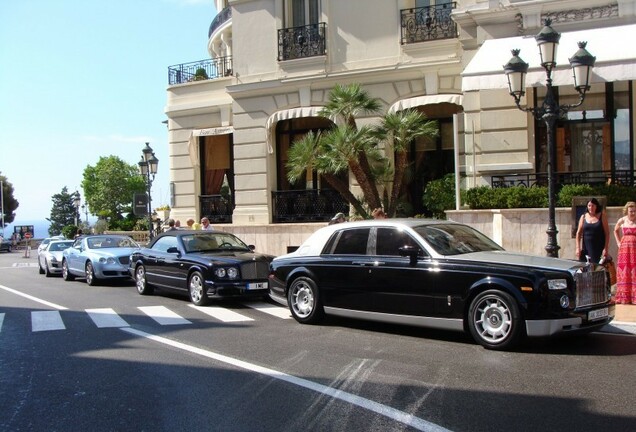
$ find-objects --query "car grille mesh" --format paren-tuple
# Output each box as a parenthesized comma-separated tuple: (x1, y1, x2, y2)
(118, 256, 130, 265)
(240, 261, 269, 280)
(574, 270, 607, 307)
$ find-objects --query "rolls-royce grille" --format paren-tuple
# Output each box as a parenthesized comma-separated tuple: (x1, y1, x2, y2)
(574, 270, 607, 307)
(240, 261, 269, 280)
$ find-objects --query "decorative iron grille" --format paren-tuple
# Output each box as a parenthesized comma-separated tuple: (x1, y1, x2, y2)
(168, 57, 233, 85)
(200, 195, 233, 224)
(278, 23, 326, 61)
(272, 189, 348, 223)
(491, 170, 636, 188)
(400, 3, 457, 44)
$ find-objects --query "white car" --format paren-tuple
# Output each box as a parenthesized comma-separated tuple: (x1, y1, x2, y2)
(38, 240, 74, 277)
(37, 235, 66, 254)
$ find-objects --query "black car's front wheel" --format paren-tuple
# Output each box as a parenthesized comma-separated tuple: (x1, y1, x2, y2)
(189, 271, 209, 306)
(288, 277, 324, 324)
(135, 265, 154, 295)
(468, 289, 523, 350)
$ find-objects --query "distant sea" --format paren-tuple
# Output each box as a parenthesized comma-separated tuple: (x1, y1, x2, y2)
(1, 219, 52, 239)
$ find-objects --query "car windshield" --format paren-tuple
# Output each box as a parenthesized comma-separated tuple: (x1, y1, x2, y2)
(414, 224, 503, 256)
(49, 241, 74, 251)
(183, 233, 250, 253)
(87, 237, 139, 249)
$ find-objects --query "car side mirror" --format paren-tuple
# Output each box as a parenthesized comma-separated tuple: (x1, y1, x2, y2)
(399, 245, 420, 266)
(248, 245, 256, 251)
(167, 246, 180, 254)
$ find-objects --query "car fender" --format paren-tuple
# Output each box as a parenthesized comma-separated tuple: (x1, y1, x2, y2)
(467, 276, 529, 310)
(284, 266, 320, 295)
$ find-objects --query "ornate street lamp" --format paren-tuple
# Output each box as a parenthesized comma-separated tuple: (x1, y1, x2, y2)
(138, 142, 159, 239)
(81, 203, 89, 224)
(73, 192, 81, 227)
(504, 19, 595, 258)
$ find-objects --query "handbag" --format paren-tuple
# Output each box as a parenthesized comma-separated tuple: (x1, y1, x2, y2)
(601, 255, 617, 285)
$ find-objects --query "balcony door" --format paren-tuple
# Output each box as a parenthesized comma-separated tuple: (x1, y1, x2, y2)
(285, 0, 320, 27)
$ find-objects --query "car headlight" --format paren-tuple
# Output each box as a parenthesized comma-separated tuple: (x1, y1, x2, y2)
(99, 257, 116, 264)
(215, 267, 239, 279)
(50, 256, 58, 263)
(548, 279, 568, 290)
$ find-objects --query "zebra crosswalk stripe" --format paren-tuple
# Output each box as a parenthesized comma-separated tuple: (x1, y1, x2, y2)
(189, 304, 254, 322)
(86, 308, 130, 328)
(32, 310, 66, 332)
(139, 306, 192, 325)
(246, 302, 292, 319)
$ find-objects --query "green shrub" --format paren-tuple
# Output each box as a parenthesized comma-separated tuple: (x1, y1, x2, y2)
(422, 173, 456, 219)
(505, 186, 548, 208)
(557, 184, 595, 207)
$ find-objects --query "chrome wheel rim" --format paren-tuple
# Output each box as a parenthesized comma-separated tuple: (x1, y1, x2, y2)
(62, 262, 68, 278)
(189, 274, 204, 303)
(473, 295, 512, 344)
(136, 266, 146, 293)
(291, 281, 314, 318)
(86, 263, 94, 284)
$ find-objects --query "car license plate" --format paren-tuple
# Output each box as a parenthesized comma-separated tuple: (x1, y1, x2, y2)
(588, 307, 608, 321)
(247, 282, 268, 290)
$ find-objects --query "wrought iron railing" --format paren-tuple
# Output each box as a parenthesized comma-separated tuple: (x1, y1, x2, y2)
(278, 23, 326, 61)
(272, 189, 349, 223)
(208, 6, 232, 38)
(168, 57, 233, 85)
(200, 195, 233, 224)
(491, 170, 636, 188)
(400, 3, 457, 44)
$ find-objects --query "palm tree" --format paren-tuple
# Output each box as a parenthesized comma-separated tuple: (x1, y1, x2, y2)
(376, 109, 439, 216)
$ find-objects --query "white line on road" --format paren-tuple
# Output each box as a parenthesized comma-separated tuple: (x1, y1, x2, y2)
(246, 301, 292, 319)
(120, 327, 452, 432)
(86, 308, 130, 328)
(189, 304, 254, 322)
(0, 284, 68, 310)
(139, 306, 191, 325)
(31, 311, 66, 332)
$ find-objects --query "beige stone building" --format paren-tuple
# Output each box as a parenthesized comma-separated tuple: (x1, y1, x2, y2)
(164, 0, 636, 256)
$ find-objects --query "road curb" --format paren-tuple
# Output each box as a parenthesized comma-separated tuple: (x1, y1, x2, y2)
(599, 321, 636, 335)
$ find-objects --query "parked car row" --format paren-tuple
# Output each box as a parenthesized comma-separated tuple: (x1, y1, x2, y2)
(33, 220, 616, 350)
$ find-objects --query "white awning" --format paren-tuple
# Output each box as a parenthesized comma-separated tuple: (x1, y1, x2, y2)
(265, 107, 325, 153)
(388, 94, 463, 113)
(462, 24, 636, 92)
(188, 126, 235, 166)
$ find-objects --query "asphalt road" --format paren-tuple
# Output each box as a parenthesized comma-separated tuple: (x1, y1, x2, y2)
(1, 250, 635, 432)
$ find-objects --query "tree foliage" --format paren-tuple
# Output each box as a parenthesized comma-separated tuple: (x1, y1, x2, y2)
(81, 156, 146, 224)
(286, 83, 438, 218)
(48, 187, 79, 235)
(0, 173, 19, 227)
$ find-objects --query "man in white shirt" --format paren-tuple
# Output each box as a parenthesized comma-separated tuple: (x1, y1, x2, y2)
(200, 217, 214, 231)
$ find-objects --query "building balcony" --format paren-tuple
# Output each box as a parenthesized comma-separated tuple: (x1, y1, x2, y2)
(168, 57, 233, 85)
(208, 6, 231, 39)
(491, 170, 636, 188)
(272, 189, 349, 223)
(278, 23, 326, 61)
(400, 3, 457, 44)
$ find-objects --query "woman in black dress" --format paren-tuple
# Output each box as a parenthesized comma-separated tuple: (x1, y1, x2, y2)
(575, 197, 610, 263)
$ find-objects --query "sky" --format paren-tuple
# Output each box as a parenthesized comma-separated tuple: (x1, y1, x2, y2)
(0, 0, 216, 233)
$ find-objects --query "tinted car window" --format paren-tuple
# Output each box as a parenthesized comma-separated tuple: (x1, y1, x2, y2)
(329, 228, 370, 255)
(414, 224, 503, 255)
(376, 228, 423, 256)
(152, 236, 179, 253)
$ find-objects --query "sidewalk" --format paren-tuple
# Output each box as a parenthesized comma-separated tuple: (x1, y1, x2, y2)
(603, 303, 636, 335)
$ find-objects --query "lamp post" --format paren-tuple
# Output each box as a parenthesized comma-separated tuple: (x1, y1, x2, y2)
(138, 142, 159, 239)
(73, 192, 81, 227)
(81, 203, 89, 224)
(504, 19, 595, 258)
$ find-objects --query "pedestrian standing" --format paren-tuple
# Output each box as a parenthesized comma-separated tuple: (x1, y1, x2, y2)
(614, 201, 636, 304)
(200, 217, 214, 231)
(575, 197, 609, 263)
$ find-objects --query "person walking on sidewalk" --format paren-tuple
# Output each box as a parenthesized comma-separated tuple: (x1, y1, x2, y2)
(613, 201, 636, 304)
